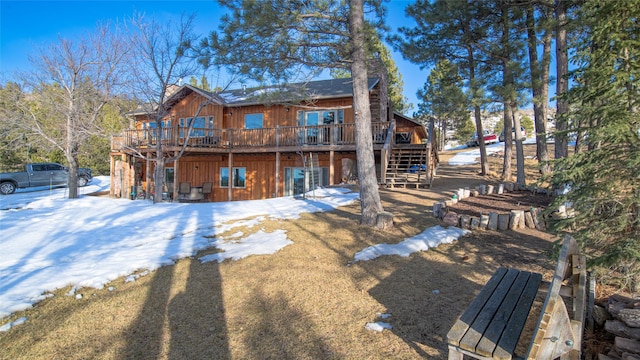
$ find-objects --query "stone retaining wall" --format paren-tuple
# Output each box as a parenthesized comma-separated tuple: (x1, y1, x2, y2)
(432, 183, 547, 231)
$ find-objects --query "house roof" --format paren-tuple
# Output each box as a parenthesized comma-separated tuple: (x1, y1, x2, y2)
(218, 77, 380, 107)
(128, 77, 381, 116)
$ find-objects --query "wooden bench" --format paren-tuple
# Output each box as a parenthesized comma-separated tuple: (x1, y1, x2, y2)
(447, 235, 588, 359)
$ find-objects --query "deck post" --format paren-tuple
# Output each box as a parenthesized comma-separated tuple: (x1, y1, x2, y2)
(173, 157, 179, 201)
(227, 152, 233, 201)
(275, 152, 280, 197)
(329, 150, 334, 185)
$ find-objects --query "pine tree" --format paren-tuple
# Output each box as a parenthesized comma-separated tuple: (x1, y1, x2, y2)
(416, 59, 469, 150)
(392, 0, 494, 175)
(548, 0, 640, 290)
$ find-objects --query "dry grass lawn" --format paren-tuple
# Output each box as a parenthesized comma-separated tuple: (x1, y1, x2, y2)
(0, 144, 561, 360)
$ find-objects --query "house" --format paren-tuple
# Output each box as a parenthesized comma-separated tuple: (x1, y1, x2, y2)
(109, 77, 437, 202)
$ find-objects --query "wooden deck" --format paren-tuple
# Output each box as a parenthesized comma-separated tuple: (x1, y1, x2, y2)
(111, 122, 391, 153)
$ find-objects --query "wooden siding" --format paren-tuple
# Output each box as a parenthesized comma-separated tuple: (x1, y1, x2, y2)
(134, 152, 357, 202)
(224, 98, 355, 129)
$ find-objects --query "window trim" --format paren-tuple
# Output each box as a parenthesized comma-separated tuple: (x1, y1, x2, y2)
(220, 166, 247, 188)
(244, 113, 263, 129)
(232, 167, 246, 188)
(220, 167, 229, 188)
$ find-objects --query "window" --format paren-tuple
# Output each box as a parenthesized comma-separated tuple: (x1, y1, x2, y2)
(220, 167, 229, 187)
(245, 113, 263, 129)
(142, 120, 171, 140)
(232, 167, 246, 188)
(297, 109, 344, 126)
(220, 167, 246, 188)
(179, 116, 214, 138)
(46, 164, 65, 171)
(165, 168, 174, 185)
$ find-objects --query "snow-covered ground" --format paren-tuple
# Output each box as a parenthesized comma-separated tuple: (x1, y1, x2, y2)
(445, 137, 538, 165)
(0, 144, 498, 329)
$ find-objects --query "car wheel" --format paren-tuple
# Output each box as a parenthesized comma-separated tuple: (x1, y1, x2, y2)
(78, 177, 88, 187)
(0, 182, 17, 195)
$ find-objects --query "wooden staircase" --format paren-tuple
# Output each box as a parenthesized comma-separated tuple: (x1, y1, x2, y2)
(384, 144, 431, 188)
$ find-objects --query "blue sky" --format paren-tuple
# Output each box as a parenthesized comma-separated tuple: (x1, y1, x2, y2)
(0, 0, 426, 113)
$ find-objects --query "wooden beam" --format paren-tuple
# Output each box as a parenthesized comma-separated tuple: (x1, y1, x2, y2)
(227, 153, 232, 201)
(275, 152, 280, 197)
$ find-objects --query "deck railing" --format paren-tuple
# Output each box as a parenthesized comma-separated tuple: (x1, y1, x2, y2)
(112, 122, 391, 151)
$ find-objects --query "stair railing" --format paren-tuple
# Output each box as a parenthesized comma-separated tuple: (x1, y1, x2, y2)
(380, 119, 395, 184)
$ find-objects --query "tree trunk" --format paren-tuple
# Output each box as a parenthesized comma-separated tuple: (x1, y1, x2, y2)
(500, 5, 513, 182)
(512, 107, 526, 187)
(555, 0, 569, 159)
(152, 121, 165, 204)
(66, 111, 79, 199)
(467, 46, 489, 176)
(502, 103, 513, 181)
(66, 155, 79, 199)
(350, 0, 386, 227)
(526, 2, 551, 174)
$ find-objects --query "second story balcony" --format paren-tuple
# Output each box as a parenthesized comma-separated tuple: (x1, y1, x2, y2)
(112, 122, 396, 153)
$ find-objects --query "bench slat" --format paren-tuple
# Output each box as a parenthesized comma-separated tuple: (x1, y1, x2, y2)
(474, 270, 535, 357)
(447, 267, 509, 347)
(493, 272, 542, 359)
(459, 269, 521, 352)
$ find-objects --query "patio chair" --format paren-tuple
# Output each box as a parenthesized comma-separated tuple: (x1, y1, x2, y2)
(202, 182, 212, 201)
(178, 183, 191, 195)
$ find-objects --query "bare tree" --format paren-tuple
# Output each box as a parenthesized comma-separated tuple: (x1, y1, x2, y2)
(127, 13, 202, 203)
(10, 22, 130, 199)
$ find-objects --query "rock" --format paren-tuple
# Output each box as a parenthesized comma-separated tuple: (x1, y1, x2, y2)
(443, 212, 459, 227)
(518, 211, 525, 228)
(509, 210, 524, 230)
(487, 185, 494, 194)
(530, 207, 546, 230)
(480, 214, 489, 230)
(598, 354, 618, 360)
(459, 215, 471, 229)
(497, 183, 504, 194)
(618, 309, 640, 328)
(615, 337, 640, 354)
(498, 214, 510, 230)
(470, 217, 480, 230)
(433, 202, 445, 219)
(606, 320, 640, 339)
(594, 305, 613, 326)
(487, 212, 498, 230)
(524, 211, 535, 228)
(610, 295, 635, 317)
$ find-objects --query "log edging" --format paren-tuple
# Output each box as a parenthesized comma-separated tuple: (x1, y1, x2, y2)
(432, 183, 549, 231)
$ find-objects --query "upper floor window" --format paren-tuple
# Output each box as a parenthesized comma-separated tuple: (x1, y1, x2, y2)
(179, 116, 214, 138)
(245, 113, 263, 129)
(143, 120, 171, 139)
(297, 109, 344, 126)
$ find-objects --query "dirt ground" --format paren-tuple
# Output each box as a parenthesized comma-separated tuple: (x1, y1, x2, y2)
(0, 144, 573, 360)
